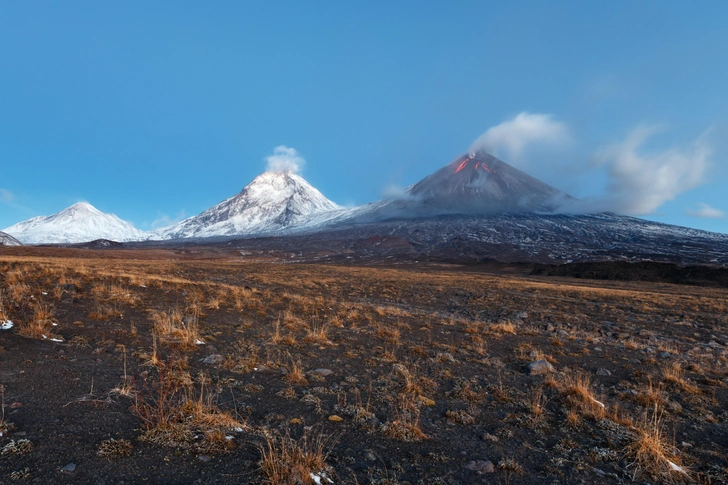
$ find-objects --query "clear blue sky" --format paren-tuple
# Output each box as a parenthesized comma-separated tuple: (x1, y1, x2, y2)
(1, 1, 727, 233)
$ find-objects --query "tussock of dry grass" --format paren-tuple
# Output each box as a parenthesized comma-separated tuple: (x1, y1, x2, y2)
(627, 406, 690, 483)
(258, 429, 335, 485)
(151, 309, 200, 348)
(18, 302, 58, 340)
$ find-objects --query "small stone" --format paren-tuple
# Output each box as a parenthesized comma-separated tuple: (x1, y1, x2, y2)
(465, 460, 495, 473)
(659, 352, 671, 358)
(364, 451, 377, 462)
(514, 312, 528, 321)
(327, 415, 344, 422)
(198, 455, 211, 462)
(594, 347, 603, 352)
(201, 354, 223, 365)
(10, 402, 22, 409)
(482, 433, 499, 442)
(61, 463, 76, 472)
(289, 418, 302, 425)
(596, 368, 611, 376)
(528, 359, 555, 375)
(311, 368, 334, 377)
(546, 324, 555, 332)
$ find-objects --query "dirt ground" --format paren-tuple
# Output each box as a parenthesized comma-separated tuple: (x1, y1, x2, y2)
(0, 248, 727, 484)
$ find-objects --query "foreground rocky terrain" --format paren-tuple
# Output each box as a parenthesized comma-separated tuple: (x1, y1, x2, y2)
(0, 246, 727, 484)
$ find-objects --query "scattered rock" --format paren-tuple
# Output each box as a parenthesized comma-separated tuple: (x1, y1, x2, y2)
(465, 460, 495, 473)
(514, 312, 528, 321)
(482, 433, 499, 442)
(596, 368, 611, 376)
(546, 323, 555, 332)
(528, 359, 555, 375)
(328, 415, 344, 422)
(61, 463, 76, 472)
(364, 451, 377, 462)
(201, 354, 223, 365)
(310, 368, 334, 377)
(659, 352, 671, 358)
(198, 455, 211, 462)
(435, 352, 456, 363)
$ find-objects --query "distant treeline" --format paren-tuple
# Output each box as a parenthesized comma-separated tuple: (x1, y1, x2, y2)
(531, 261, 728, 287)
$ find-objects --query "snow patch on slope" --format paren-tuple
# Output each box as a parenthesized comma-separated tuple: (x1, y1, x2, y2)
(0, 231, 22, 246)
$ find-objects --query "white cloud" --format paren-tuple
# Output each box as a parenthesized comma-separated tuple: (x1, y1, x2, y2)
(0, 188, 15, 203)
(151, 210, 187, 230)
(265, 146, 305, 174)
(594, 125, 712, 215)
(382, 184, 413, 200)
(469, 112, 571, 161)
(687, 203, 724, 219)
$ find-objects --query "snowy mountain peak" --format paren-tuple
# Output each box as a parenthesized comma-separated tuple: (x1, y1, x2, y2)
(59, 202, 103, 217)
(3, 202, 147, 245)
(153, 170, 341, 240)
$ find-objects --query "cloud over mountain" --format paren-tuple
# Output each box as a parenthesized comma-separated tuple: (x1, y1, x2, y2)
(265, 146, 305, 174)
(595, 125, 712, 215)
(687, 203, 724, 219)
(469, 112, 571, 161)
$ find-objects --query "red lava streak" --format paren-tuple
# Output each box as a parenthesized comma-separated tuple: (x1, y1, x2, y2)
(455, 159, 470, 173)
(474, 162, 480, 170)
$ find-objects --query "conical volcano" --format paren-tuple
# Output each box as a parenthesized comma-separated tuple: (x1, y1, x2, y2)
(406, 151, 572, 214)
(352, 151, 574, 222)
(153, 171, 342, 240)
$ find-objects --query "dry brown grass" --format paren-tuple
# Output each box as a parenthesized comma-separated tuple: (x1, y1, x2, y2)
(662, 362, 701, 394)
(303, 318, 331, 345)
(259, 428, 335, 485)
(151, 309, 201, 348)
(560, 370, 606, 419)
(18, 302, 58, 340)
(283, 360, 308, 385)
(132, 359, 243, 452)
(627, 405, 690, 483)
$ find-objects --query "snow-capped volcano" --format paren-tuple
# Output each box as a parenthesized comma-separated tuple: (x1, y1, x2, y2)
(0, 231, 22, 246)
(3, 202, 147, 244)
(153, 171, 342, 240)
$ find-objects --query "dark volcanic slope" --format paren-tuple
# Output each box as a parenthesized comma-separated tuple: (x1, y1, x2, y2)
(219, 212, 728, 266)
(407, 151, 571, 213)
(358, 152, 573, 221)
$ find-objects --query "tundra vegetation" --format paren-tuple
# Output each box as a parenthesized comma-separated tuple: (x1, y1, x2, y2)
(0, 248, 726, 483)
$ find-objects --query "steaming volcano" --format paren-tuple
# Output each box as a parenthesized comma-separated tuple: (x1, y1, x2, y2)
(350, 151, 574, 222)
(408, 151, 572, 213)
(153, 171, 341, 240)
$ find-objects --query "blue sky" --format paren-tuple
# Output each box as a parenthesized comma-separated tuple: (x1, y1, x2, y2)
(1, 1, 727, 233)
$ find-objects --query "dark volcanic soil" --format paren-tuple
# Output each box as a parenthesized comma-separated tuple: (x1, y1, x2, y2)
(0, 248, 727, 484)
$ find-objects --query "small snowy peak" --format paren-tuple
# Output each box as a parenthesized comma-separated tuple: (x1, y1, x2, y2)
(153, 171, 342, 240)
(0, 231, 22, 246)
(3, 202, 148, 244)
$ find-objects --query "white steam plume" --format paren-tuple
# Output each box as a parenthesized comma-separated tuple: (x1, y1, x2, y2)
(594, 125, 712, 215)
(265, 145, 305, 174)
(686, 203, 724, 219)
(469, 112, 571, 160)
